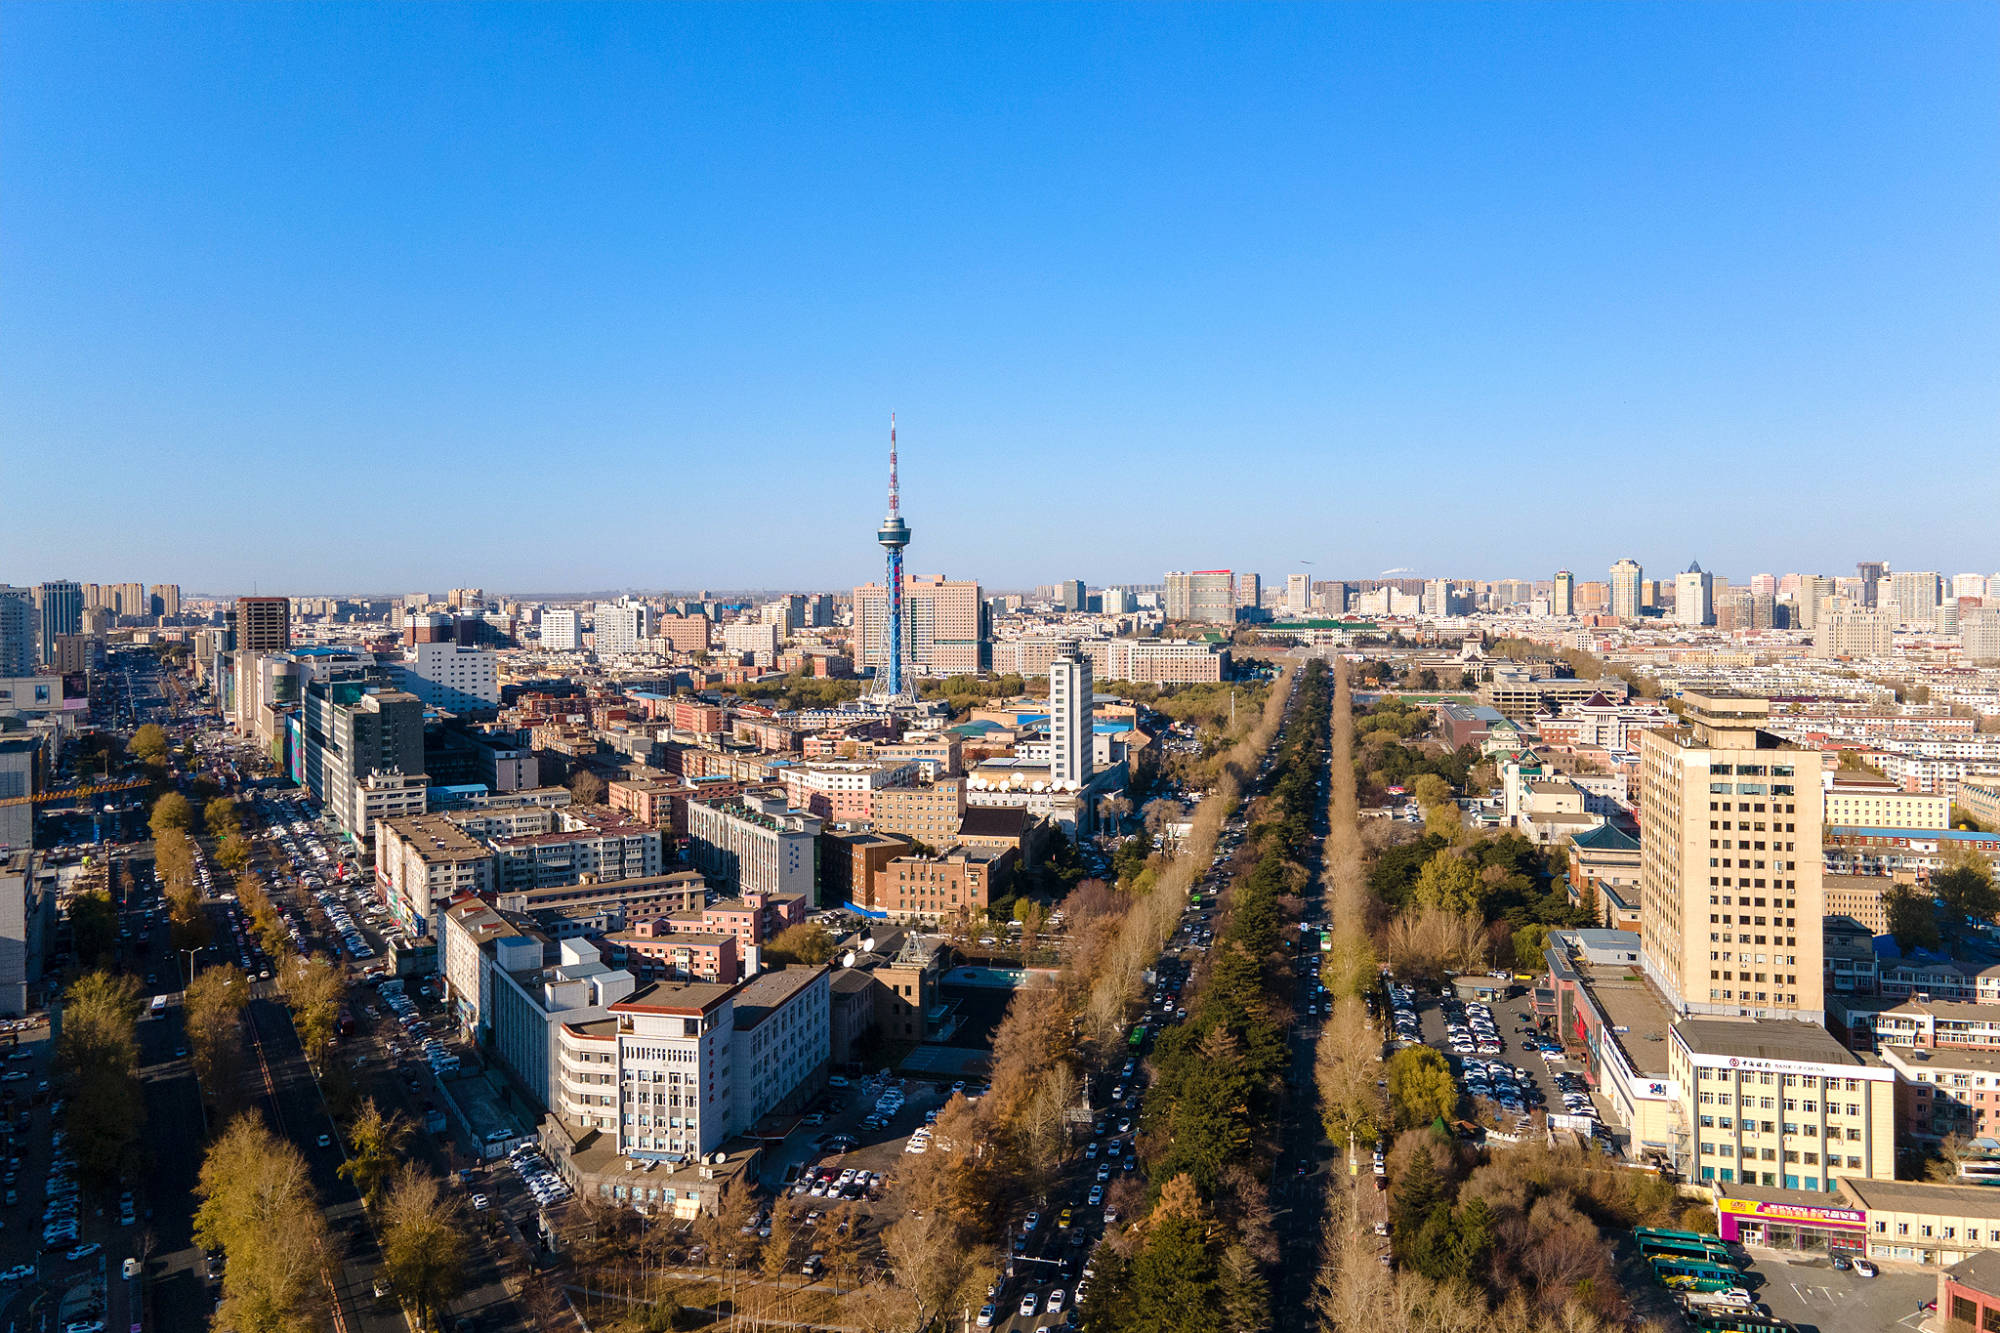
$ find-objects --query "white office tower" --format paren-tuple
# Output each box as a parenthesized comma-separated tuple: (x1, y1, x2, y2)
(1675, 561, 1714, 627)
(540, 609, 580, 652)
(1049, 645, 1094, 791)
(592, 598, 649, 656)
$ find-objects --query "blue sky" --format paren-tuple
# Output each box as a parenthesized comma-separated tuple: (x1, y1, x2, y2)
(3, 3, 1995, 595)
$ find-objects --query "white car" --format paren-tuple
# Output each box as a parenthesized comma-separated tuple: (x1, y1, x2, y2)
(1852, 1258, 1878, 1278)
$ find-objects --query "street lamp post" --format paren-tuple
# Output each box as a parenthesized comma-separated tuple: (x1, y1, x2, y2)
(180, 948, 201, 990)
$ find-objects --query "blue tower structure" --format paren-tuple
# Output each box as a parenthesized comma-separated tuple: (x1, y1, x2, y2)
(874, 415, 913, 700)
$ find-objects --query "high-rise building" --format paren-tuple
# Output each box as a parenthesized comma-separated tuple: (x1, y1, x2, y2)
(1284, 573, 1311, 618)
(1163, 570, 1237, 624)
(1637, 691, 1824, 1024)
(539, 609, 580, 652)
(1795, 575, 1835, 631)
(853, 576, 988, 676)
(1674, 561, 1714, 627)
(1856, 561, 1887, 608)
(1551, 570, 1575, 618)
(1889, 571, 1942, 628)
(1236, 573, 1261, 612)
(389, 642, 499, 713)
(1048, 646, 1094, 792)
(0, 590, 34, 678)
(1953, 574, 1990, 602)
(235, 596, 291, 653)
(592, 599, 649, 657)
(1055, 580, 1086, 612)
(34, 582, 82, 666)
(448, 587, 485, 609)
(1962, 609, 2000, 665)
(149, 584, 181, 619)
(1609, 559, 1643, 621)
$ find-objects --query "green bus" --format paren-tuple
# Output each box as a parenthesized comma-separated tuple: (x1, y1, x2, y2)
(1128, 1025, 1149, 1050)
(1639, 1235, 1736, 1266)
(1636, 1226, 1729, 1246)
(1649, 1257, 1742, 1292)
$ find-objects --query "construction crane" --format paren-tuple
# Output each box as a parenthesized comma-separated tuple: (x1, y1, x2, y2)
(0, 777, 150, 809)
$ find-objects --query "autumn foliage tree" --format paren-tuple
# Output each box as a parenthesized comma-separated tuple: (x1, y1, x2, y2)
(55, 970, 145, 1183)
(184, 964, 251, 1110)
(378, 1165, 470, 1331)
(195, 1114, 332, 1333)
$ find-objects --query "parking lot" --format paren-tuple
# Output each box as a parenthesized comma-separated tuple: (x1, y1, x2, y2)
(1740, 1252, 1936, 1333)
(1388, 978, 1618, 1152)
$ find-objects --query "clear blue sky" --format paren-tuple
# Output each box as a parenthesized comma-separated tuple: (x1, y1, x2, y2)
(3, 3, 1995, 595)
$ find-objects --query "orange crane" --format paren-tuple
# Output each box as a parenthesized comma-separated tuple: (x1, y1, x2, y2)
(0, 777, 150, 808)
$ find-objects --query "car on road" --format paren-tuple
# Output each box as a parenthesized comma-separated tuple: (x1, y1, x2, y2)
(316, 1133, 332, 1148)
(122, 1257, 141, 1279)
(471, 1194, 489, 1210)
(65, 1242, 102, 1261)
(975, 1306, 997, 1328)
(1019, 1292, 1040, 1317)
(0, 1264, 35, 1282)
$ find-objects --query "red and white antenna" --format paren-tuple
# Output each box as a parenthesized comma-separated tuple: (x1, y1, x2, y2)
(888, 413, 900, 515)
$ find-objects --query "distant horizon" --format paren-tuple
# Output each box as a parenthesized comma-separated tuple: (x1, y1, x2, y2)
(4, 5, 1994, 587)
(53, 557, 2000, 608)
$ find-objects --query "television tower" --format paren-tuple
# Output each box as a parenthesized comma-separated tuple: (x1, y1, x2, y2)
(873, 415, 914, 701)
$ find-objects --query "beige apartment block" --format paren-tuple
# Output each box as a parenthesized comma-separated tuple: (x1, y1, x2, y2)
(1639, 691, 1826, 1024)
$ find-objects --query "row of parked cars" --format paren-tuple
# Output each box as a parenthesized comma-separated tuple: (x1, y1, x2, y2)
(790, 1165, 882, 1201)
(507, 1143, 573, 1207)
(40, 1129, 81, 1249)
(1444, 998, 1505, 1056)
(378, 981, 458, 1077)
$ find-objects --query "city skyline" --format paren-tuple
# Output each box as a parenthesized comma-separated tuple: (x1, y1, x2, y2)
(4, 4, 1996, 588)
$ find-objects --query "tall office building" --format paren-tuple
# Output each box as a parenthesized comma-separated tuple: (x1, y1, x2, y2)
(0, 590, 34, 678)
(1163, 570, 1237, 624)
(592, 599, 650, 657)
(1856, 561, 1886, 608)
(853, 575, 988, 676)
(1795, 575, 1835, 631)
(1953, 573, 1991, 602)
(1236, 572, 1262, 612)
(34, 582, 82, 666)
(1551, 570, 1575, 618)
(1888, 570, 1941, 628)
(1048, 645, 1094, 792)
(1674, 561, 1714, 627)
(1637, 691, 1825, 1024)
(1055, 580, 1086, 612)
(1609, 559, 1643, 621)
(1961, 609, 2000, 665)
(235, 596, 291, 652)
(389, 643, 500, 712)
(539, 609, 580, 652)
(1284, 573, 1311, 618)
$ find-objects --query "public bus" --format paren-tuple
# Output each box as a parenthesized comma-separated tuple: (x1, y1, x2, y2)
(1649, 1257, 1743, 1292)
(148, 995, 168, 1018)
(1637, 1227, 1736, 1263)
(1638, 1234, 1736, 1267)
(1128, 1025, 1149, 1050)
